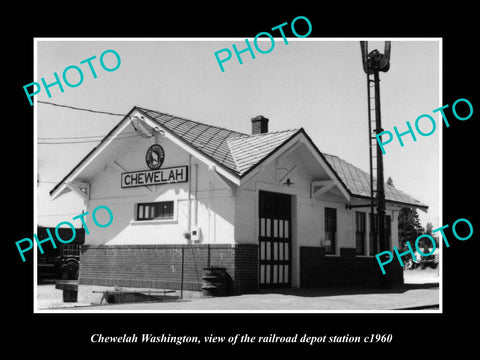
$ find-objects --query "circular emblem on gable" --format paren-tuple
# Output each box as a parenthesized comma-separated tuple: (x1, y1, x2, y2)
(146, 144, 165, 170)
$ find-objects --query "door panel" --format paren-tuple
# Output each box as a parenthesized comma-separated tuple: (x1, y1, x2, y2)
(259, 191, 292, 288)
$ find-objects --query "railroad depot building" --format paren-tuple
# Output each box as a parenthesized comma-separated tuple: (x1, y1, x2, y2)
(50, 106, 427, 295)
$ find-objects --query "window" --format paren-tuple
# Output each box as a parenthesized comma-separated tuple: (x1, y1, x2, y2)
(369, 214, 392, 255)
(324, 208, 337, 254)
(355, 212, 366, 255)
(369, 214, 377, 256)
(385, 215, 391, 249)
(136, 201, 174, 221)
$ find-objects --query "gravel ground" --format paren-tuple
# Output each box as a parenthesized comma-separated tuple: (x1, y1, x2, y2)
(36, 284, 76, 309)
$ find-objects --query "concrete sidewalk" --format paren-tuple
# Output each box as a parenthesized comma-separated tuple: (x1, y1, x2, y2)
(40, 269, 440, 312)
(70, 287, 438, 311)
(63, 285, 439, 312)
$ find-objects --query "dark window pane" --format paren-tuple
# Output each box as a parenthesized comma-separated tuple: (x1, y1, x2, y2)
(356, 212, 366, 254)
(136, 201, 174, 221)
(324, 208, 337, 254)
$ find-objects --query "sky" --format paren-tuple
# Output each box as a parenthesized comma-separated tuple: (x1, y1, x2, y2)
(35, 38, 440, 229)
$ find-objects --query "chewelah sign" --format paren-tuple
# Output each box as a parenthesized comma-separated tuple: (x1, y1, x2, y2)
(121, 166, 188, 188)
(121, 144, 188, 188)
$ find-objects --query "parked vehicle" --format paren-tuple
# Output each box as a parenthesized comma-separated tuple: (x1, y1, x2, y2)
(37, 226, 85, 281)
(419, 248, 439, 269)
(405, 248, 439, 270)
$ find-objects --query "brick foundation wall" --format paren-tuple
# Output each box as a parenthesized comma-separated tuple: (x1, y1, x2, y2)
(233, 244, 258, 294)
(300, 247, 403, 287)
(80, 244, 402, 294)
(79, 244, 258, 295)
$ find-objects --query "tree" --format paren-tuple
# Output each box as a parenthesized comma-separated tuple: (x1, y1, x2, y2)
(422, 222, 438, 248)
(398, 207, 424, 248)
(425, 222, 434, 235)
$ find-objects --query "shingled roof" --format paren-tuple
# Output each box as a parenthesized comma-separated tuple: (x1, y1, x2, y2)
(137, 107, 246, 173)
(136, 107, 426, 209)
(323, 154, 427, 209)
(136, 107, 300, 177)
(50, 106, 427, 210)
(227, 129, 300, 175)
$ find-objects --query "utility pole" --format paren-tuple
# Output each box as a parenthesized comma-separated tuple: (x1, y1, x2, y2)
(360, 42, 391, 287)
(372, 51, 386, 256)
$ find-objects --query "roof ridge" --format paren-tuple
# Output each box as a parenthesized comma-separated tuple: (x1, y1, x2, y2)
(137, 106, 248, 137)
(226, 137, 241, 172)
(228, 128, 300, 141)
(322, 152, 336, 158)
(227, 128, 302, 175)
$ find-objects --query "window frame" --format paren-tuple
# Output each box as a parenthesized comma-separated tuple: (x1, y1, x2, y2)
(369, 214, 378, 255)
(135, 201, 175, 222)
(385, 214, 392, 250)
(355, 211, 366, 255)
(324, 207, 337, 254)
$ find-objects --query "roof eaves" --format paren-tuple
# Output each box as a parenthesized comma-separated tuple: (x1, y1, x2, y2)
(352, 194, 429, 211)
(323, 153, 428, 211)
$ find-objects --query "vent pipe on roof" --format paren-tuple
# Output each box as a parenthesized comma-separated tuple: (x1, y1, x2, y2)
(251, 115, 269, 135)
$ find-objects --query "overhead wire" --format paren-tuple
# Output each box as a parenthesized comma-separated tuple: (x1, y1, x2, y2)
(37, 100, 140, 144)
(37, 100, 126, 117)
(38, 134, 140, 144)
(38, 213, 84, 217)
(38, 133, 136, 140)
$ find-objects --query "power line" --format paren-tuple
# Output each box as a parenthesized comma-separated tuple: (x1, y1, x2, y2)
(37, 101, 144, 144)
(38, 132, 137, 140)
(38, 100, 126, 117)
(38, 133, 139, 144)
(38, 213, 84, 217)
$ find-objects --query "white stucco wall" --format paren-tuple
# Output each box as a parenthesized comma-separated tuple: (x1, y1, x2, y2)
(83, 135, 235, 246)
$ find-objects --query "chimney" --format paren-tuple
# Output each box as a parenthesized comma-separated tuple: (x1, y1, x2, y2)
(251, 115, 269, 135)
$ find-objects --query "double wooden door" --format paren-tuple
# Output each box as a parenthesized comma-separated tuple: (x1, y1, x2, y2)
(258, 191, 292, 288)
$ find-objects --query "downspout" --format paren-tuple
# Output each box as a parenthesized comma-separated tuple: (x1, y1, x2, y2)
(188, 155, 192, 235)
(181, 154, 193, 299)
(194, 163, 210, 270)
(194, 163, 199, 228)
(207, 180, 212, 268)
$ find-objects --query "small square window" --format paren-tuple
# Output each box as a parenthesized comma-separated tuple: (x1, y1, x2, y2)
(136, 201, 174, 221)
